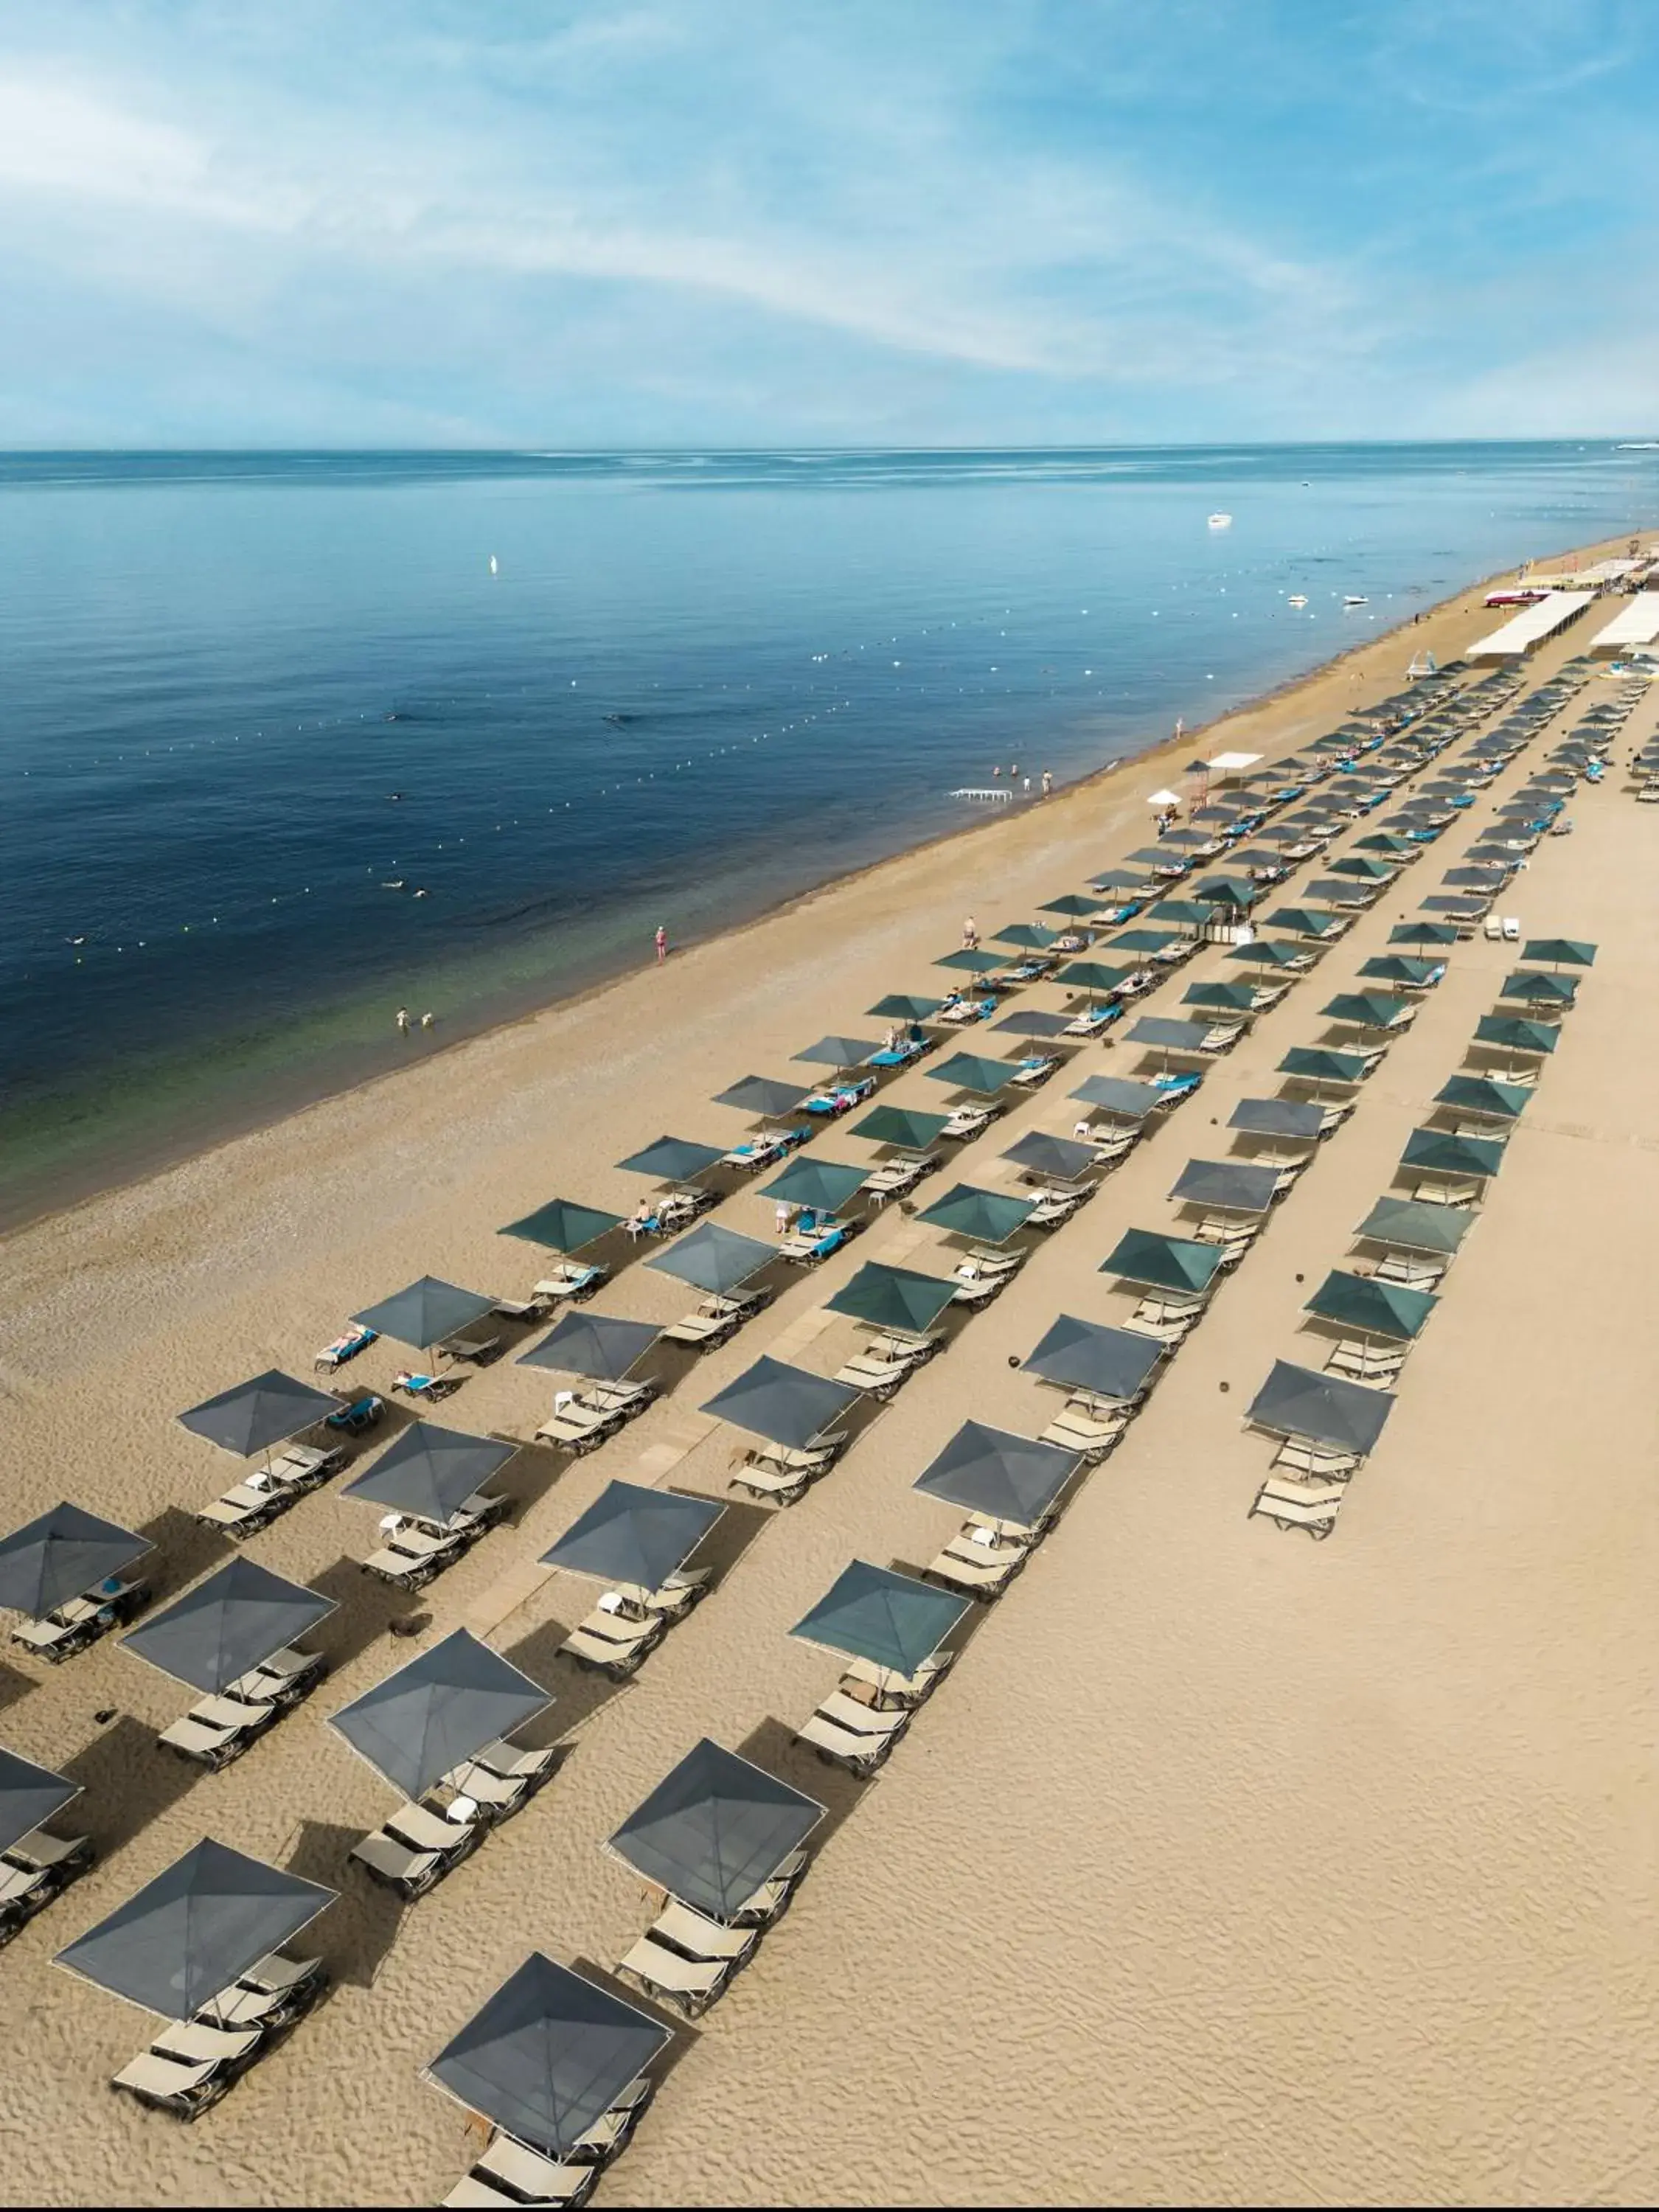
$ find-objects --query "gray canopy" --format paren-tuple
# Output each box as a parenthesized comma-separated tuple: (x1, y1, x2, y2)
(1246, 1360, 1395, 1454)
(913, 1183, 1037, 1244)
(341, 1421, 515, 1525)
(759, 1156, 869, 1214)
(1127, 1018, 1217, 1051)
(56, 1838, 335, 2022)
(427, 1953, 669, 2164)
(790, 1562, 968, 1679)
(1304, 1270, 1437, 1342)
(608, 1739, 824, 1921)
(992, 1009, 1073, 1039)
(1021, 1314, 1164, 1402)
(517, 1310, 660, 1381)
(1168, 1158, 1282, 1213)
(851, 1104, 951, 1151)
(1401, 1127, 1505, 1178)
(925, 1052, 1021, 1095)
(825, 1261, 959, 1337)
(177, 1370, 341, 1460)
(0, 1747, 80, 1859)
(1099, 1228, 1222, 1295)
(123, 1559, 336, 1696)
(498, 1198, 625, 1253)
(712, 1075, 811, 1118)
(330, 1628, 550, 1801)
(645, 1221, 776, 1295)
(912, 1420, 1079, 1530)
(0, 1503, 153, 1620)
(1069, 1074, 1175, 1120)
(1228, 1098, 1324, 1141)
(1001, 1130, 1099, 1183)
(1434, 1075, 1532, 1121)
(791, 1035, 877, 1071)
(352, 1276, 497, 1352)
(542, 1481, 723, 1596)
(700, 1356, 860, 1449)
(616, 1135, 726, 1183)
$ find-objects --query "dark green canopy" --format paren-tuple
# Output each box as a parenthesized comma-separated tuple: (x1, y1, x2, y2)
(925, 1051, 1021, 1095)
(1401, 1127, 1505, 1178)
(498, 1198, 625, 1253)
(1246, 1359, 1394, 1455)
(759, 1156, 869, 1213)
(56, 1838, 334, 2023)
(0, 1748, 80, 1860)
(124, 1559, 335, 1696)
(1321, 992, 1411, 1029)
(341, 1421, 515, 1525)
(1022, 1314, 1164, 1402)
(1354, 832, 1416, 854)
(790, 1562, 967, 1677)
(1055, 961, 1132, 994)
(1099, 1228, 1222, 1295)
(616, 1135, 726, 1183)
(850, 1103, 951, 1152)
(1307, 876, 1380, 905)
(645, 1220, 776, 1294)
(0, 1503, 153, 1620)
(1182, 981, 1258, 1013)
(934, 947, 1006, 975)
(1328, 855, 1397, 880)
(330, 1628, 550, 1801)
(1089, 872, 1155, 894)
(1278, 1047, 1372, 1088)
(1380, 920, 1460, 947)
(1070, 1074, 1175, 1119)
(1192, 873, 1259, 906)
(1001, 1130, 1098, 1183)
(914, 1183, 1036, 1244)
(700, 1356, 860, 1448)
(1168, 1158, 1281, 1213)
(542, 1480, 723, 1596)
(1474, 1015, 1558, 1055)
(1433, 1076, 1532, 1121)
(992, 922, 1061, 950)
(427, 1954, 669, 2165)
(792, 1034, 877, 1071)
(178, 1370, 341, 1460)
(1265, 908, 1343, 938)
(608, 1739, 823, 1921)
(1500, 970, 1577, 1006)
(352, 1276, 497, 1352)
(1358, 955, 1443, 987)
(1127, 1016, 1217, 1050)
(518, 1310, 660, 1380)
(1225, 939, 1307, 969)
(1146, 900, 1211, 927)
(1304, 1270, 1437, 1341)
(824, 1261, 959, 1336)
(1228, 1097, 1324, 1141)
(992, 1009, 1072, 1039)
(1520, 938, 1596, 969)
(913, 1420, 1079, 1530)
(1040, 892, 1105, 917)
(712, 1075, 811, 1119)
(866, 992, 946, 1021)
(1111, 928, 1180, 953)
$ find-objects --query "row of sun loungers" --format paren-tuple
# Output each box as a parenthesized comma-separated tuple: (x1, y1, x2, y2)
(114, 1950, 328, 2117)
(617, 1848, 810, 2018)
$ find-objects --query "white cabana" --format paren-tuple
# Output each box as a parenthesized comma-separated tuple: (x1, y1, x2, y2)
(1465, 591, 1595, 663)
(1590, 592, 1659, 655)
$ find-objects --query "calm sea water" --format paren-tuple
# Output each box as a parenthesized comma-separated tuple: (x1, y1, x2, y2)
(3, 442, 1655, 1222)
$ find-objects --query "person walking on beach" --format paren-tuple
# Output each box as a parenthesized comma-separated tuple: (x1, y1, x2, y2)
(1041, 769, 1053, 796)
(654, 923, 668, 965)
(961, 915, 979, 950)
(395, 1006, 410, 1034)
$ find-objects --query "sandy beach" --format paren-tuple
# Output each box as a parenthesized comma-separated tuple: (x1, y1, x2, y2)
(3, 540, 1658, 2208)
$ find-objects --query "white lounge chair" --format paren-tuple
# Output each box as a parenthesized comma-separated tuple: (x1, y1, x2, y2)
(617, 1931, 731, 2015)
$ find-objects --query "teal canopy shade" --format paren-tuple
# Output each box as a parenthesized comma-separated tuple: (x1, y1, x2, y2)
(1001, 1130, 1098, 1182)
(352, 1276, 497, 1351)
(1070, 1074, 1178, 1119)
(712, 1076, 812, 1118)
(1228, 1097, 1324, 1140)
(700, 1356, 860, 1448)
(1145, 900, 1210, 927)
(1500, 970, 1577, 1005)
(1474, 1015, 1557, 1054)
(1043, 891, 1110, 915)
(933, 947, 1006, 974)
(1021, 1314, 1164, 1402)
(1246, 1359, 1394, 1455)
(1055, 961, 1132, 992)
(1321, 993, 1411, 1028)
(992, 922, 1060, 950)
(498, 1198, 625, 1253)
(1183, 981, 1258, 1012)
(866, 993, 946, 1020)
(124, 1558, 335, 1695)
(427, 1954, 669, 2165)
(992, 1009, 1072, 1039)
(56, 1839, 334, 2023)
(925, 1052, 1020, 1095)
(1111, 928, 1181, 953)
(1089, 872, 1155, 894)
(912, 1419, 1079, 1529)
(178, 1370, 341, 1459)
(330, 1628, 549, 1801)
(0, 1502, 152, 1620)
(615, 1135, 726, 1182)
(1099, 1228, 1222, 1295)
(791, 1034, 878, 1071)
(1400, 1127, 1506, 1178)
(1358, 956, 1443, 987)
(541, 1480, 723, 1595)
(850, 1104, 951, 1151)
(1350, 1197, 1476, 1256)
(1167, 1158, 1281, 1212)
(1192, 874, 1259, 905)
(1303, 1269, 1437, 1340)
(518, 1310, 660, 1380)
(1127, 1017, 1216, 1050)
(1520, 938, 1596, 968)
(914, 1183, 1037, 1244)
(1265, 908, 1343, 937)
(645, 1221, 776, 1295)
(1225, 939, 1307, 969)
(824, 1261, 959, 1335)
(758, 1156, 869, 1213)
(1328, 855, 1397, 880)
(790, 1560, 968, 1677)
(1433, 1075, 1531, 1121)
(607, 1739, 823, 1921)
(341, 1421, 515, 1524)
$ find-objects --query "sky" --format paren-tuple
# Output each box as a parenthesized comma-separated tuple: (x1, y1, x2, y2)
(1, 0, 1658, 448)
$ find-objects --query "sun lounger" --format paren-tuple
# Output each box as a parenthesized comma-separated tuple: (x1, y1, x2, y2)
(924, 1544, 1022, 1599)
(663, 1295, 748, 1349)
(723, 1846, 812, 1927)
(564, 2079, 654, 2165)
(841, 1649, 955, 1708)
(0, 1861, 53, 1929)
(1318, 1102, 1354, 1135)
(730, 1430, 845, 1501)
(439, 1331, 503, 1366)
(833, 1349, 924, 1396)
(159, 1703, 271, 1769)
(440, 1763, 532, 1817)
(196, 1481, 284, 1537)
(349, 1827, 448, 1895)
(780, 1221, 852, 1264)
(650, 1898, 760, 1963)
(618, 1931, 732, 2016)
(392, 1369, 462, 1401)
(942, 1102, 999, 1139)
(560, 1608, 664, 1677)
(536, 1397, 623, 1451)
(1011, 1054, 1061, 1088)
(1026, 1186, 1093, 1228)
(1040, 1401, 1131, 1457)
(1251, 1475, 1346, 1540)
(11, 1577, 145, 1661)
(112, 2046, 230, 2117)
(532, 1263, 607, 1304)
(226, 1644, 326, 1707)
(361, 1526, 465, 1589)
(3, 1823, 92, 1879)
(1325, 1340, 1408, 1382)
(1371, 1252, 1447, 1289)
(153, 2020, 264, 2074)
(1273, 1439, 1359, 1480)
(313, 1325, 378, 1371)
(794, 1705, 907, 1773)
(1413, 1180, 1479, 1208)
(863, 1155, 933, 1201)
(201, 1951, 327, 2030)
(470, 1739, 557, 1784)
(474, 2138, 602, 2206)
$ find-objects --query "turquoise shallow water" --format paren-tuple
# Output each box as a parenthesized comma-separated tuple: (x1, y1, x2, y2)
(2, 442, 1654, 1222)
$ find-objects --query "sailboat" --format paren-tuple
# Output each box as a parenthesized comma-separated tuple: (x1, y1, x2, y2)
(1208, 512, 1233, 530)
(488, 554, 499, 575)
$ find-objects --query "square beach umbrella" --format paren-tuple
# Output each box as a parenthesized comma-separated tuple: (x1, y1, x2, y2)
(352, 1277, 498, 1354)
(607, 1739, 823, 1923)
(913, 1420, 1079, 1533)
(700, 1357, 860, 1450)
(542, 1480, 722, 1603)
(498, 1199, 625, 1253)
(177, 1371, 341, 1462)
(790, 1562, 967, 1683)
(0, 1503, 153, 1621)
(517, 1310, 661, 1381)
(341, 1422, 516, 1527)
(914, 1183, 1037, 1245)
(122, 1558, 335, 1697)
(330, 1628, 550, 1803)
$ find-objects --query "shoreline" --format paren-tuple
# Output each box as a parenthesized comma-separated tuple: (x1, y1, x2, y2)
(4, 527, 1627, 1243)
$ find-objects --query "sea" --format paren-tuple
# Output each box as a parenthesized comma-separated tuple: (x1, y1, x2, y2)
(3, 441, 1655, 1226)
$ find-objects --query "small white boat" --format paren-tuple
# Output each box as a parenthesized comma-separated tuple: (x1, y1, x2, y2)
(488, 554, 499, 574)
(1343, 594, 1368, 606)
(1287, 594, 1308, 608)
(1208, 512, 1233, 530)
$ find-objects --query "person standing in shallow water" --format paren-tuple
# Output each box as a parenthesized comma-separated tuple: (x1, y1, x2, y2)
(654, 924, 668, 965)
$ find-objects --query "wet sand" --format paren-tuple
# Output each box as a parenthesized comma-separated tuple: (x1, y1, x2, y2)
(2, 543, 1656, 2206)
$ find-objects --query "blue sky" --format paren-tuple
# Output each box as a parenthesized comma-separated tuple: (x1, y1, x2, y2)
(2, 0, 1657, 446)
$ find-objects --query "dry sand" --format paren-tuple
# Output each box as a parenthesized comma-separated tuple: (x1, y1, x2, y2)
(2, 548, 1657, 2208)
